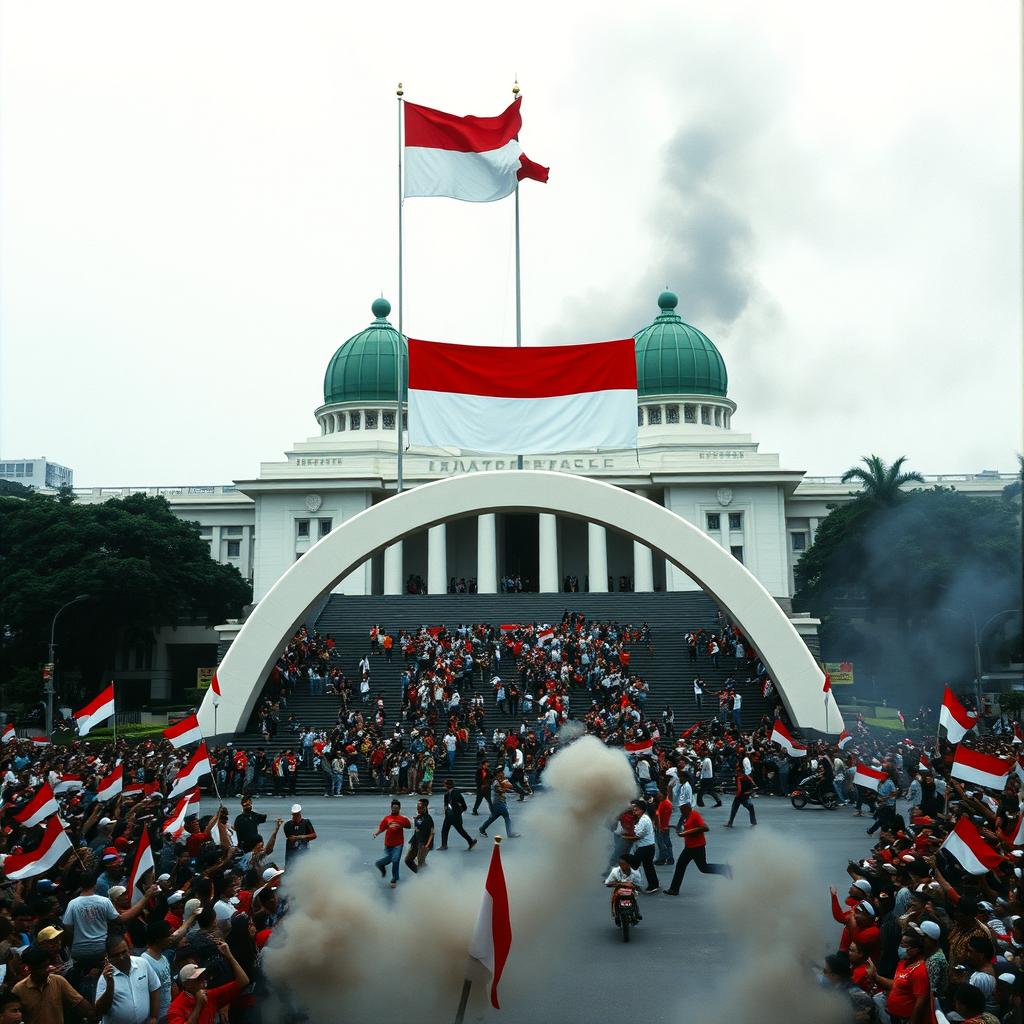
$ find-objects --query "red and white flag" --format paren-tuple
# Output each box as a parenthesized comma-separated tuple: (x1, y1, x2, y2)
(123, 780, 161, 798)
(53, 774, 84, 794)
(96, 765, 123, 802)
(408, 338, 638, 454)
(74, 684, 115, 737)
(30, 736, 50, 748)
(468, 841, 512, 1009)
(168, 743, 211, 800)
(624, 739, 654, 758)
(162, 790, 200, 838)
(536, 628, 555, 645)
(1009, 814, 1024, 847)
(403, 96, 548, 203)
(770, 721, 807, 758)
(1014, 723, 1024, 746)
(838, 729, 853, 750)
(3, 816, 72, 879)
(163, 714, 202, 749)
(939, 686, 977, 744)
(941, 815, 1003, 875)
(822, 673, 831, 697)
(13, 782, 59, 828)
(897, 709, 906, 727)
(127, 829, 154, 905)
(210, 672, 222, 707)
(1, 724, 15, 745)
(853, 764, 888, 792)
(919, 753, 931, 771)
(951, 746, 1010, 790)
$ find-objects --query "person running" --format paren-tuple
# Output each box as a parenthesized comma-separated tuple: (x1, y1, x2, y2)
(662, 800, 732, 896)
(724, 770, 757, 828)
(697, 753, 722, 808)
(404, 799, 435, 874)
(479, 776, 520, 838)
(373, 799, 411, 888)
(439, 779, 477, 851)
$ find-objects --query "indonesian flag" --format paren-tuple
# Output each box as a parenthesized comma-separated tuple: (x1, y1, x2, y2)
(680, 721, 701, 740)
(536, 628, 555, 645)
(403, 96, 548, 203)
(822, 673, 831, 696)
(770, 721, 807, 758)
(123, 780, 161, 798)
(853, 763, 888, 792)
(1014, 723, 1024, 746)
(13, 782, 59, 828)
(30, 736, 50, 748)
(163, 714, 202, 749)
(3, 816, 72, 880)
(499, 625, 522, 634)
(838, 729, 853, 750)
(897, 709, 906, 727)
(53, 774, 84, 794)
(1009, 814, 1024, 847)
(408, 338, 638, 454)
(1, 724, 15, 744)
(210, 672, 221, 707)
(939, 686, 976, 744)
(127, 829, 154, 905)
(1014, 756, 1024, 786)
(951, 746, 1011, 790)
(919, 753, 931, 771)
(96, 765, 123, 802)
(468, 841, 512, 1009)
(162, 790, 200, 838)
(624, 739, 654, 757)
(168, 742, 211, 800)
(941, 815, 1003, 875)
(74, 684, 115, 737)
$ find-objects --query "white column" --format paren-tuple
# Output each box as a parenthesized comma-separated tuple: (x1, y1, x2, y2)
(538, 513, 559, 593)
(588, 523, 608, 592)
(383, 542, 403, 596)
(477, 514, 497, 594)
(427, 524, 447, 595)
(633, 541, 654, 592)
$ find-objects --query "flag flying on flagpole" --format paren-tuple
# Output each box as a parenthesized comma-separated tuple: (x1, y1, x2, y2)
(770, 721, 807, 758)
(127, 830, 154, 904)
(13, 783, 59, 828)
(951, 746, 1011, 790)
(163, 714, 202, 749)
(3, 816, 72, 879)
(96, 765, 123, 803)
(822, 673, 831, 699)
(162, 790, 200, 839)
(838, 729, 853, 750)
(468, 840, 512, 1009)
(168, 743, 212, 800)
(74, 684, 115, 737)
(403, 96, 548, 202)
(941, 815, 1003, 875)
(853, 764, 887, 792)
(407, 338, 638, 453)
(210, 672, 222, 706)
(939, 686, 977, 744)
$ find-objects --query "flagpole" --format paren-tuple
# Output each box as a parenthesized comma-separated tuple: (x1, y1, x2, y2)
(396, 82, 406, 494)
(112, 680, 117, 744)
(513, 78, 523, 472)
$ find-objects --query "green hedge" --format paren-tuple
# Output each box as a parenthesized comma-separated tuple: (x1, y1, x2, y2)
(53, 723, 168, 745)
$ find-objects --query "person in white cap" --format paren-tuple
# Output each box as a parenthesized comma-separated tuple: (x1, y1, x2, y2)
(166, 939, 249, 1024)
(283, 804, 316, 864)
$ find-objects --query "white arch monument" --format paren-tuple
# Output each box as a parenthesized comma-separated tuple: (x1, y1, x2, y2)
(198, 471, 842, 737)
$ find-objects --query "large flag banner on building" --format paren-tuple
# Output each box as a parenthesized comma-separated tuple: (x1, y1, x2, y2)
(951, 746, 1010, 790)
(74, 684, 115, 737)
(468, 840, 512, 1008)
(408, 338, 638, 453)
(941, 815, 1003, 875)
(404, 97, 548, 203)
(13, 782, 59, 828)
(3, 816, 72, 880)
(939, 686, 977, 744)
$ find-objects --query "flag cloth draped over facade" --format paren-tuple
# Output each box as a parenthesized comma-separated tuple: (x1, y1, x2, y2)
(853, 764, 887, 792)
(770, 721, 807, 757)
(939, 686, 977, 744)
(404, 97, 548, 202)
(941, 816, 1003, 875)
(74, 684, 115, 737)
(468, 841, 512, 1009)
(168, 743, 212, 800)
(3, 817, 72, 880)
(407, 338, 638, 453)
(13, 783, 59, 828)
(164, 714, 202, 749)
(96, 766, 123, 803)
(951, 746, 1010, 790)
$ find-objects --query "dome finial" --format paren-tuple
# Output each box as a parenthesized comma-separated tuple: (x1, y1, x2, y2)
(371, 297, 391, 320)
(658, 289, 678, 311)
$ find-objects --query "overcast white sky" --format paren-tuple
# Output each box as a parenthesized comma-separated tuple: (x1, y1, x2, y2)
(1, 1, 1020, 486)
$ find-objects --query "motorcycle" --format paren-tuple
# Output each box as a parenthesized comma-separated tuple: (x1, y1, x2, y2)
(612, 885, 640, 942)
(791, 773, 840, 810)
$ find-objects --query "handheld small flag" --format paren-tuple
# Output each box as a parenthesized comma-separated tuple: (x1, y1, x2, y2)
(127, 829, 154, 904)
(941, 815, 1003, 875)
(96, 765, 123, 803)
(3, 817, 72, 879)
(13, 783, 59, 828)
(168, 743, 212, 800)
(939, 686, 977, 744)
(853, 764, 887, 793)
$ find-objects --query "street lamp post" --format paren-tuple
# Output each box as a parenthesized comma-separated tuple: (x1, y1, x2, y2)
(46, 595, 89, 736)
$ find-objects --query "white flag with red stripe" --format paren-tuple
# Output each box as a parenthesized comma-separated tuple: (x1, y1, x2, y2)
(770, 721, 807, 758)
(838, 729, 853, 750)
(624, 739, 654, 758)
(941, 815, 1003, 875)
(13, 782, 59, 828)
(939, 686, 977, 744)
(162, 790, 200, 838)
(3, 816, 72, 879)
(951, 746, 1011, 790)
(408, 338, 638, 455)
(74, 684, 115, 737)
(96, 765, 123, 802)
(1, 724, 15, 745)
(403, 96, 548, 203)
(127, 829, 154, 905)
(853, 763, 888, 792)
(163, 714, 202, 749)
(168, 743, 211, 800)
(468, 841, 512, 1009)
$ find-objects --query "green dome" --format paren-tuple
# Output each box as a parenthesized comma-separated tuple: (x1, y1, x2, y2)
(633, 291, 728, 398)
(323, 299, 408, 404)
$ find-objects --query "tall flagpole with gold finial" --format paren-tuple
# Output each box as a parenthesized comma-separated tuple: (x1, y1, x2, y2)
(513, 77, 523, 472)
(396, 82, 406, 493)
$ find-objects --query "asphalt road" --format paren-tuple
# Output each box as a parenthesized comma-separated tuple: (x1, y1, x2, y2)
(197, 788, 889, 1024)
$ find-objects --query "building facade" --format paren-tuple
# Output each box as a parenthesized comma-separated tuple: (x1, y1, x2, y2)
(1, 457, 73, 490)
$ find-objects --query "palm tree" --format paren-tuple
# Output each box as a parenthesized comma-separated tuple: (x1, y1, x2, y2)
(840, 454, 924, 504)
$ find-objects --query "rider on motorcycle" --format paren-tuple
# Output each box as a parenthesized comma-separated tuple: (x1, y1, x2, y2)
(605, 856, 643, 921)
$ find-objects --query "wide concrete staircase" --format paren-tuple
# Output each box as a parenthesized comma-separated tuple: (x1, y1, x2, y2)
(230, 593, 778, 795)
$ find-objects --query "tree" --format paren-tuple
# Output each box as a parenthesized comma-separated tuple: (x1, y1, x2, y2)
(839, 454, 925, 505)
(0, 490, 251, 699)
(1003, 453, 1024, 500)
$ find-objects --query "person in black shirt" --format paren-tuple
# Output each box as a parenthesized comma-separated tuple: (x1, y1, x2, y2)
(234, 796, 267, 851)
(404, 799, 434, 873)
(439, 780, 477, 851)
(283, 804, 317, 864)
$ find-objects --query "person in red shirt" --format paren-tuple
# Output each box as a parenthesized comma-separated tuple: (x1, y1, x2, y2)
(829, 889, 882, 961)
(662, 800, 732, 896)
(167, 939, 249, 1024)
(373, 800, 412, 888)
(869, 930, 931, 1024)
(653, 790, 675, 866)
